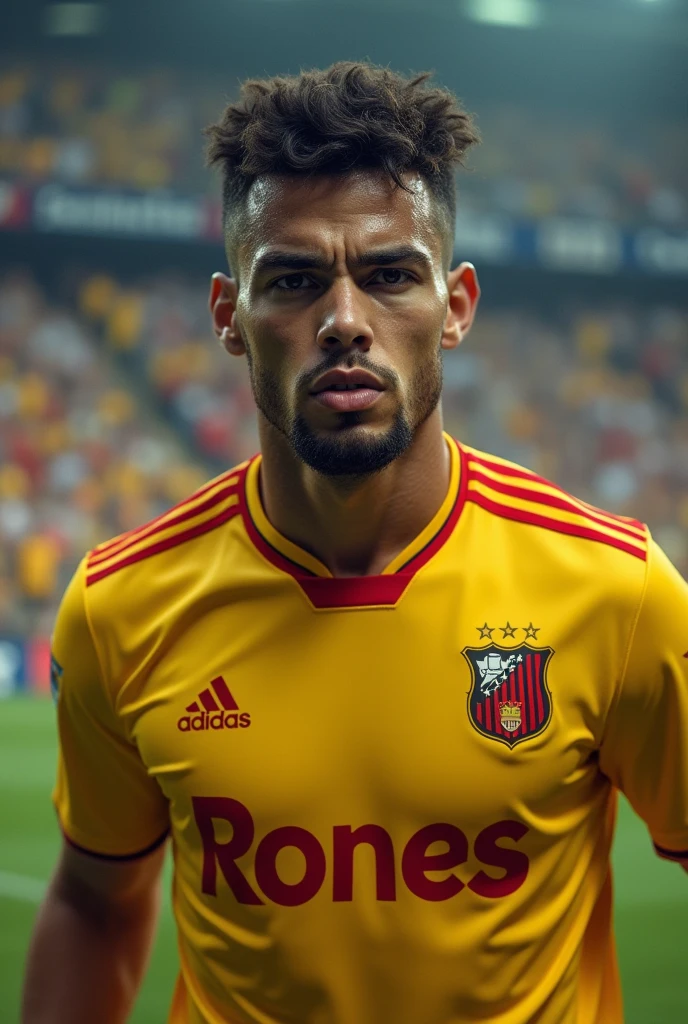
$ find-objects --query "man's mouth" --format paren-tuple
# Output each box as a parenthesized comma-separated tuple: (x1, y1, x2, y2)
(310, 368, 385, 413)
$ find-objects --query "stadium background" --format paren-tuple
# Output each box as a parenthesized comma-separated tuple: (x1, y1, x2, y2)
(1, 0, 687, 1019)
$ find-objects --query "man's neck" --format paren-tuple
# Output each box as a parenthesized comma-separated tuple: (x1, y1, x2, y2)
(257, 410, 450, 578)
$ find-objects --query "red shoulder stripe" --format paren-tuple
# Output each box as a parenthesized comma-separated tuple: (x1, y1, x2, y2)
(92, 467, 243, 560)
(468, 466, 644, 542)
(86, 502, 241, 585)
(466, 451, 552, 483)
(466, 452, 644, 530)
(576, 494, 644, 529)
(467, 489, 647, 560)
(89, 482, 240, 568)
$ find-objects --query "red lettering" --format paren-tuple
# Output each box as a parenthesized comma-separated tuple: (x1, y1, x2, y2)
(468, 820, 530, 898)
(191, 796, 263, 904)
(255, 826, 326, 906)
(332, 824, 396, 901)
(192, 797, 530, 905)
(401, 823, 468, 901)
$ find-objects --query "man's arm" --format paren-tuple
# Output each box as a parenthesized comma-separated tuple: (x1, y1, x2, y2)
(599, 538, 688, 873)
(22, 839, 166, 1024)
(24, 557, 171, 1021)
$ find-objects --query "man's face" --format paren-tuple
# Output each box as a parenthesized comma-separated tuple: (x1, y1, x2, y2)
(221, 171, 457, 477)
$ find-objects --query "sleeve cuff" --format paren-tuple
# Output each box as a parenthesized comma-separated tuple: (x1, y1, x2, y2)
(62, 825, 170, 862)
(653, 841, 688, 863)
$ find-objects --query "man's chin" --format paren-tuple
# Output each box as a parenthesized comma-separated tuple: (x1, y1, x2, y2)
(290, 415, 413, 477)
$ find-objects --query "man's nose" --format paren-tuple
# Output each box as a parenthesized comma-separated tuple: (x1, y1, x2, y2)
(315, 279, 374, 353)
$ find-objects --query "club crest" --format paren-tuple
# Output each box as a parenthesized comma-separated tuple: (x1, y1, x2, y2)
(462, 642, 553, 747)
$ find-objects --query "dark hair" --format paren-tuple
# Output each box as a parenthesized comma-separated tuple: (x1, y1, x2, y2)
(204, 61, 480, 264)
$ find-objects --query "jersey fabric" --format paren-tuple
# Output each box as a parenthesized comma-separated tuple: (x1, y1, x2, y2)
(52, 435, 688, 1024)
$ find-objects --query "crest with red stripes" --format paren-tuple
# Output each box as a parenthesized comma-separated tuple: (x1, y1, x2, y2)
(463, 643, 553, 747)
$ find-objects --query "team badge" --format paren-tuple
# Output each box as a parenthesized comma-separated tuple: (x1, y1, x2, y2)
(462, 636, 553, 748)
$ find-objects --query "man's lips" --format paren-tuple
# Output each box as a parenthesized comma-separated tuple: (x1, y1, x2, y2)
(310, 368, 385, 394)
(309, 368, 385, 413)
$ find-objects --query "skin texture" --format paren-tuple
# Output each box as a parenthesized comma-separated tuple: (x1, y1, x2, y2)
(21, 839, 165, 1024)
(210, 170, 480, 577)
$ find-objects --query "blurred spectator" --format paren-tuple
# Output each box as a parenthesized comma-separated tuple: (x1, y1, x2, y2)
(0, 270, 207, 636)
(443, 301, 688, 573)
(78, 273, 259, 468)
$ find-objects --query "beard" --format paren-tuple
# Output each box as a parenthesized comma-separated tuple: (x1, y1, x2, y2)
(290, 407, 413, 476)
(247, 347, 443, 478)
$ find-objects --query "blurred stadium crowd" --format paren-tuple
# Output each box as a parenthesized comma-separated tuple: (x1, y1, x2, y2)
(0, 62, 686, 227)
(1, 265, 687, 639)
(0, 271, 208, 637)
(0, 59, 686, 641)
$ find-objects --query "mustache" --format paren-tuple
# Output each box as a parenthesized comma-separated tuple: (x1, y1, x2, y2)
(295, 351, 400, 394)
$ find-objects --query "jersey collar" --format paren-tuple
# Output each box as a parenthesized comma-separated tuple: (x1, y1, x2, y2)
(240, 433, 466, 609)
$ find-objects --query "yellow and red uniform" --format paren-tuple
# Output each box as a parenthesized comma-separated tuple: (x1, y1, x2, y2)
(52, 435, 688, 1024)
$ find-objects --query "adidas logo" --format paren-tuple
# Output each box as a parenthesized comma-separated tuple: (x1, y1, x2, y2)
(177, 675, 251, 732)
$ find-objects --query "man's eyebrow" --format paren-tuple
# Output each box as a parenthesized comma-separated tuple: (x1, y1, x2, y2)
(354, 246, 432, 269)
(253, 252, 332, 274)
(252, 245, 432, 275)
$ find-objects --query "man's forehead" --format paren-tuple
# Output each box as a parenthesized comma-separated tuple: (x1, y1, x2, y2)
(240, 171, 440, 257)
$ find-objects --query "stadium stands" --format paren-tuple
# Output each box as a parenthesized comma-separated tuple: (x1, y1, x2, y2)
(0, 60, 686, 650)
(0, 63, 686, 227)
(0, 270, 208, 637)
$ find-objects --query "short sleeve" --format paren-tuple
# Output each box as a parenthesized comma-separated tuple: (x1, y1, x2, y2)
(52, 558, 170, 858)
(599, 538, 688, 863)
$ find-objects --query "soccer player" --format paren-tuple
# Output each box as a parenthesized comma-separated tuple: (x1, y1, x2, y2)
(23, 63, 688, 1024)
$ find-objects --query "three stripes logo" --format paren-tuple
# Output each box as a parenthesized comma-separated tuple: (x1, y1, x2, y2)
(177, 675, 251, 732)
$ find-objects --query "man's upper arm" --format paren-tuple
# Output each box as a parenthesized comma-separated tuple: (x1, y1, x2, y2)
(52, 836, 167, 915)
(52, 559, 169, 859)
(597, 540, 688, 868)
(599, 538, 688, 869)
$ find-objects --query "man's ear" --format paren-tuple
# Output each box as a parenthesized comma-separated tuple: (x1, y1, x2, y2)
(441, 262, 480, 351)
(209, 272, 245, 356)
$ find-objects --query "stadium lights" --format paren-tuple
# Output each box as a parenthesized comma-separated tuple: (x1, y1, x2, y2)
(464, 0, 542, 28)
(43, 3, 105, 37)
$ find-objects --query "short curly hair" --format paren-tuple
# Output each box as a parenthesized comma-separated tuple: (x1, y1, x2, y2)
(205, 61, 480, 269)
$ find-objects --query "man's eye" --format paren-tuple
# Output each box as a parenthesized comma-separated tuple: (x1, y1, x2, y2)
(274, 274, 314, 291)
(371, 269, 412, 286)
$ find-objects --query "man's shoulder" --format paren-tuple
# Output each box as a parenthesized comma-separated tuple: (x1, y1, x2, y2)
(84, 457, 252, 594)
(459, 441, 649, 567)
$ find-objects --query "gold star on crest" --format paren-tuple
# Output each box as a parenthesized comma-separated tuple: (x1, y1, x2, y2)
(477, 622, 494, 639)
(523, 622, 540, 639)
(500, 621, 517, 638)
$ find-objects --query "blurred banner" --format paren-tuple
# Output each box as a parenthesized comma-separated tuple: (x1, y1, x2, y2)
(0, 636, 51, 697)
(3, 180, 687, 277)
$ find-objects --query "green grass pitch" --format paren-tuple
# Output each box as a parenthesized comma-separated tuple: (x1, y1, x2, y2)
(1, 697, 686, 1022)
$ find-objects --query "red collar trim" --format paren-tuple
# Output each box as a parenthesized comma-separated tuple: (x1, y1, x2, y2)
(238, 439, 467, 610)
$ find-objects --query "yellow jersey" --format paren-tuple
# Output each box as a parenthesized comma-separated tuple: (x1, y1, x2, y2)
(52, 435, 688, 1024)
